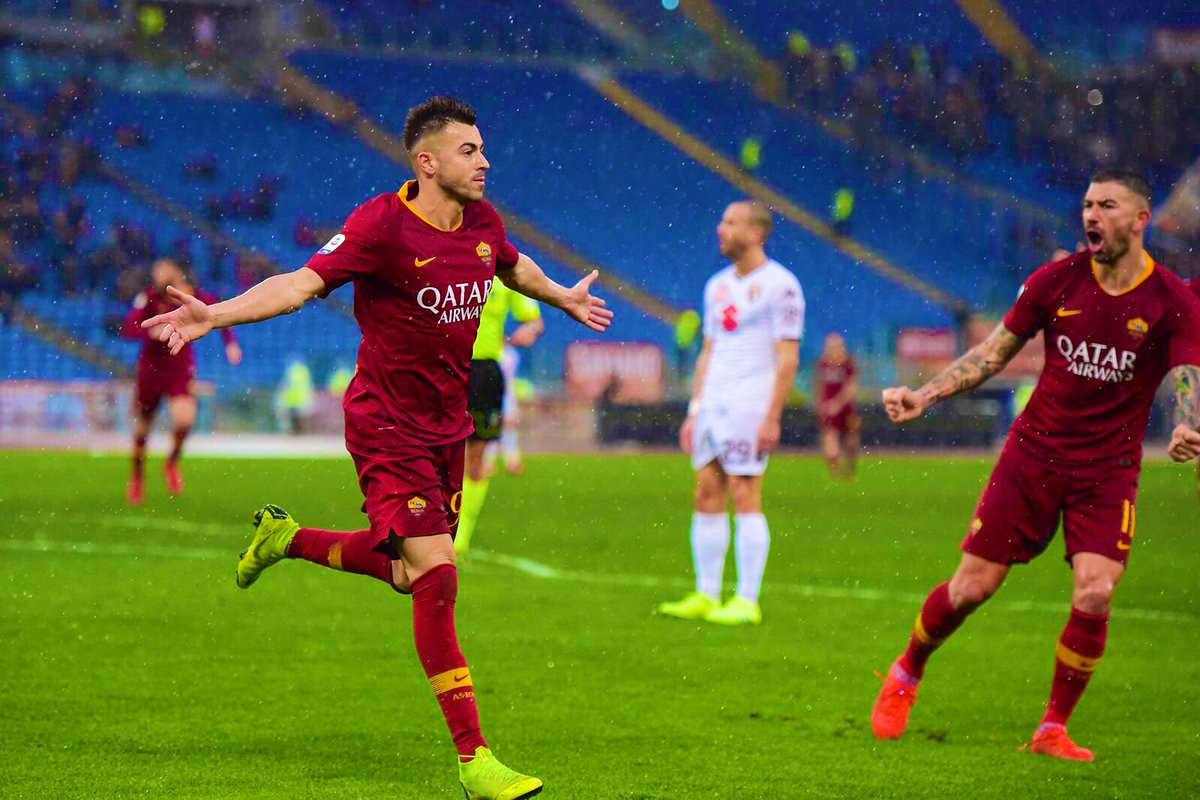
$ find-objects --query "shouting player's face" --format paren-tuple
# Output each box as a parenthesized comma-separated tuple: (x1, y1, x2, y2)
(717, 203, 762, 259)
(415, 122, 490, 204)
(1082, 182, 1150, 265)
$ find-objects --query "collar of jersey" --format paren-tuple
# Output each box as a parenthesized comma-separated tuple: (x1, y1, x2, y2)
(398, 180, 463, 232)
(1091, 250, 1154, 297)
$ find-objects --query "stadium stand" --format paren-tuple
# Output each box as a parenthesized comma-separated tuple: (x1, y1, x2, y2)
(293, 50, 953, 359)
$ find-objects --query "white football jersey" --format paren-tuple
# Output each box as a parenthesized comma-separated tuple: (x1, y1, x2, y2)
(699, 259, 804, 411)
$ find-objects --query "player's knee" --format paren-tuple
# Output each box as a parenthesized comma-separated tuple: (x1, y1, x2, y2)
(694, 483, 725, 512)
(403, 551, 456, 588)
(1072, 577, 1116, 613)
(950, 575, 999, 609)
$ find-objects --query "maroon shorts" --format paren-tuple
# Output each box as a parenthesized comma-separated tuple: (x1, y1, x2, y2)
(134, 365, 194, 418)
(350, 438, 465, 559)
(820, 407, 860, 435)
(962, 442, 1139, 567)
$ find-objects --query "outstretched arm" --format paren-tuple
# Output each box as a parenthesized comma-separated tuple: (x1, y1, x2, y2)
(883, 323, 1027, 423)
(497, 253, 613, 332)
(142, 267, 326, 355)
(1168, 364, 1200, 462)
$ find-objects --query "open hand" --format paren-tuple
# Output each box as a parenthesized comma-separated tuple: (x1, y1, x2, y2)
(562, 270, 614, 332)
(882, 386, 929, 423)
(140, 285, 214, 355)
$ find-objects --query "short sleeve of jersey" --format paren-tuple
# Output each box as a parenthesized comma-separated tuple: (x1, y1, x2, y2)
(510, 291, 541, 323)
(303, 197, 387, 295)
(1003, 263, 1054, 339)
(483, 202, 520, 271)
(1167, 287, 1200, 369)
(770, 272, 805, 341)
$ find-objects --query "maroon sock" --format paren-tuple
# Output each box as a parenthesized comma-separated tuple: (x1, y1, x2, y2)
(897, 581, 972, 680)
(411, 564, 487, 758)
(168, 426, 191, 463)
(287, 527, 393, 584)
(132, 434, 148, 478)
(1042, 607, 1108, 727)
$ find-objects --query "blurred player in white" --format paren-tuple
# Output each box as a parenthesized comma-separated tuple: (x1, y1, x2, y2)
(658, 200, 803, 625)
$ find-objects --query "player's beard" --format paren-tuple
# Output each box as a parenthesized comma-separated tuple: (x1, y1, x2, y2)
(719, 238, 745, 260)
(1094, 228, 1131, 265)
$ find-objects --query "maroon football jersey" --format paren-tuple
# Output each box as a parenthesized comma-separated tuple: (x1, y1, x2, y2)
(817, 355, 857, 405)
(122, 286, 234, 376)
(1003, 251, 1200, 464)
(304, 181, 519, 452)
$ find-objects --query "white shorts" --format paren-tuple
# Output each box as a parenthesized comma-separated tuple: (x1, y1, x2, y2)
(691, 405, 769, 476)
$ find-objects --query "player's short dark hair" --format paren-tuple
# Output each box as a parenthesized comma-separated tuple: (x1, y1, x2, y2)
(402, 96, 478, 152)
(1090, 169, 1152, 207)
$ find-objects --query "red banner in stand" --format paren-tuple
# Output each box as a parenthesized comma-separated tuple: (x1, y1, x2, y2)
(896, 327, 957, 361)
(564, 341, 666, 402)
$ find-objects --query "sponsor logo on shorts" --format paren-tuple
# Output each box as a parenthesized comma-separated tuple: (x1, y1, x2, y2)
(1126, 317, 1148, 339)
(969, 517, 983, 535)
(317, 233, 345, 255)
(407, 495, 428, 515)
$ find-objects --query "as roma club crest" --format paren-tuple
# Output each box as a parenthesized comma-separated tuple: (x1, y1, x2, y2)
(476, 241, 493, 267)
(1126, 317, 1148, 339)
(407, 496, 428, 516)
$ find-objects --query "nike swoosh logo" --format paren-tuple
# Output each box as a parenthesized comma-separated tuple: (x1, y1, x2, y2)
(1056, 307, 1083, 317)
(453, 672, 470, 683)
(414, 256, 437, 267)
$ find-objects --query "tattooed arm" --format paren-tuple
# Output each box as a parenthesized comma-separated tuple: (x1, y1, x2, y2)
(882, 323, 1027, 423)
(1168, 364, 1200, 463)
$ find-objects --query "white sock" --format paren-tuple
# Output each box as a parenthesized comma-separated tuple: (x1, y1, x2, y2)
(690, 512, 730, 598)
(500, 428, 519, 461)
(734, 512, 770, 601)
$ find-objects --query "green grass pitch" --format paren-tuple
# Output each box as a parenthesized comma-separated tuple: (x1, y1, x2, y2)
(2, 450, 1199, 798)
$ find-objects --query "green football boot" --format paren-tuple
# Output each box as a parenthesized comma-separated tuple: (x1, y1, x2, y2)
(656, 591, 718, 620)
(458, 747, 542, 800)
(705, 595, 762, 626)
(235, 504, 299, 589)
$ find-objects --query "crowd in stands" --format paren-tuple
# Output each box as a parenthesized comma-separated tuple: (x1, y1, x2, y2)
(0, 71, 294, 319)
(784, 35, 1200, 182)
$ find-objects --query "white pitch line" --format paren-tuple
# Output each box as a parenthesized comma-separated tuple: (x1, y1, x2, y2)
(1, 525, 1194, 624)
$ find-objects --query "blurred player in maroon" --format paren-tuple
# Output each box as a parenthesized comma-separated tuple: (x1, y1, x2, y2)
(813, 332, 860, 479)
(871, 170, 1200, 760)
(120, 257, 241, 504)
(142, 96, 611, 799)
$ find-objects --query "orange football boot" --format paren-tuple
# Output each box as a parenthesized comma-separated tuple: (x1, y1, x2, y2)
(126, 474, 145, 505)
(164, 461, 184, 495)
(1025, 726, 1094, 762)
(871, 666, 919, 739)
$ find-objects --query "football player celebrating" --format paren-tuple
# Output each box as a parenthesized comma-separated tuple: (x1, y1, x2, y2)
(144, 96, 611, 799)
(870, 170, 1200, 760)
